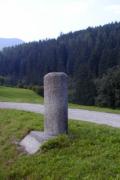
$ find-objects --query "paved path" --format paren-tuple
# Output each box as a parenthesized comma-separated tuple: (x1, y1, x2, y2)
(0, 102, 120, 128)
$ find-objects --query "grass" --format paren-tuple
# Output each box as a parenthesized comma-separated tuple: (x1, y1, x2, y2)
(0, 109, 120, 179)
(69, 103, 120, 114)
(0, 86, 43, 103)
(0, 86, 120, 114)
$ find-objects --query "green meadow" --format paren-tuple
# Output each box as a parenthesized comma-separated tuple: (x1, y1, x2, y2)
(0, 109, 120, 179)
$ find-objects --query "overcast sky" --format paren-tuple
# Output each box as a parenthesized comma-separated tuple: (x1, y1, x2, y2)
(0, 0, 120, 42)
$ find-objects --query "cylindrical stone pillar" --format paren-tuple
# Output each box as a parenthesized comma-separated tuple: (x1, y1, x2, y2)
(44, 72, 68, 136)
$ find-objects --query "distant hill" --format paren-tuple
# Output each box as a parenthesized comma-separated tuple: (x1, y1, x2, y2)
(0, 38, 24, 50)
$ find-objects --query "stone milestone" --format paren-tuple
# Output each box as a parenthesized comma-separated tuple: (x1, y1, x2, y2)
(19, 72, 68, 154)
(44, 72, 68, 135)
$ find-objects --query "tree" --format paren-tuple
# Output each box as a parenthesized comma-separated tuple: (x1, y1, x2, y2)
(95, 66, 120, 108)
(74, 64, 96, 105)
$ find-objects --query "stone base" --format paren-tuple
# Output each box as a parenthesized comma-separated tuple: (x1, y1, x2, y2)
(19, 131, 55, 154)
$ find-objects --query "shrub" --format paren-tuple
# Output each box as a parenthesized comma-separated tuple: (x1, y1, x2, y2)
(95, 66, 120, 108)
(32, 85, 44, 96)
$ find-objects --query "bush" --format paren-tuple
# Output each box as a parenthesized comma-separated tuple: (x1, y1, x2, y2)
(32, 85, 44, 96)
(95, 66, 120, 108)
(17, 83, 24, 88)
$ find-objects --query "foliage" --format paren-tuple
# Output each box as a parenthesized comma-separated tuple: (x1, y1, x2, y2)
(96, 66, 120, 108)
(74, 64, 96, 105)
(1, 109, 120, 179)
(0, 76, 5, 85)
(32, 85, 44, 96)
(0, 22, 120, 106)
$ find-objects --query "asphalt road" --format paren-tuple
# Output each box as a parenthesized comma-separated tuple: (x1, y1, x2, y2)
(0, 102, 120, 128)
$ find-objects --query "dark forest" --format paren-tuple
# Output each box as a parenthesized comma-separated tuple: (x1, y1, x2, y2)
(0, 22, 120, 108)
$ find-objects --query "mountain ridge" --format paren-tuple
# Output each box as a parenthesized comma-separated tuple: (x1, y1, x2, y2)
(0, 38, 24, 50)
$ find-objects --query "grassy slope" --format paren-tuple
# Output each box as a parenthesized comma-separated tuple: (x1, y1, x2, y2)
(0, 86, 43, 103)
(0, 86, 120, 114)
(0, 109, 120, 179)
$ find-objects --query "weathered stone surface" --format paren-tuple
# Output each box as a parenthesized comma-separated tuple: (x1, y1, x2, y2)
(20, 131, 55, 154)
(44, 72, 68, 136)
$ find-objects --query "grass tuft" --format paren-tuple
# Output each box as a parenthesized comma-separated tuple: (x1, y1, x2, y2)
(41, 135, 71, 152)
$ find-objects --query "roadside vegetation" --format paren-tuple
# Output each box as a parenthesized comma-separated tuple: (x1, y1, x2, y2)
(0, 86, 43, 103)
(0, 86, 120, 114)
(69, 103, 120, 114)
(0, 109, 120, 179)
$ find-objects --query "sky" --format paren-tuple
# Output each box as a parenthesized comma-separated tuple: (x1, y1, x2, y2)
(0, 0, 120, 42)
